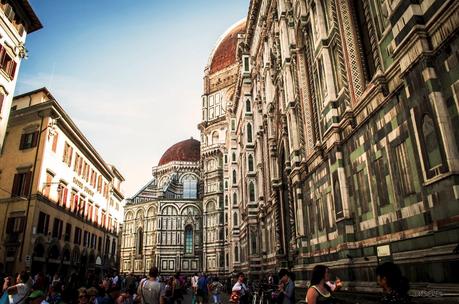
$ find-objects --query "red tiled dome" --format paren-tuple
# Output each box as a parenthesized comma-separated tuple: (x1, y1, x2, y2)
(158, 138, 201, 166)
(209, 20, 246, 74)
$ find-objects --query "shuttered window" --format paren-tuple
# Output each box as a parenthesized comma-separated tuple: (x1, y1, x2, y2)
(19, 131, 39, 150)
(11, 171, 32, 197)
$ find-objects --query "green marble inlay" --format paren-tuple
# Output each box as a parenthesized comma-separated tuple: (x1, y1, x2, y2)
(403, 194, 418, 207)
(361, 210, 374, 221)
(351, 145, 365, 162)
(406, 137, 421, 192)
(391, 117, 398, 130)
(380, 32, 395, 69)
(405, 213, 426, 229)
(426, 78, 442, 93)
(330, 162, 338, 173)
(380, 204, 395, 214)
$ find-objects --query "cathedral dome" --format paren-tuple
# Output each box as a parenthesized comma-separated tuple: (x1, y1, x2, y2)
(158, 138, 201, 166)
(208, 19, 246, 75)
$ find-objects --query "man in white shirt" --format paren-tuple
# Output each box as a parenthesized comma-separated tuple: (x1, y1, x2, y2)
(7, 272, 31, 304)
(232, 273, 249, 304)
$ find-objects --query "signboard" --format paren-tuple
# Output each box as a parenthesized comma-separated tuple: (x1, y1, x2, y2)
(377, 245, 391, 257)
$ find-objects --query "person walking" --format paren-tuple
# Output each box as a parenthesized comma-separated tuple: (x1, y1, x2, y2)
(209, 278, 223, 304)
(137, 267, 162, 304)
(172, 273, 184, 304)
(191, 273, 199, 304)
(196, 274, 209, 304)
(305, 265, 333, 304)
(376, 262, 411, 304)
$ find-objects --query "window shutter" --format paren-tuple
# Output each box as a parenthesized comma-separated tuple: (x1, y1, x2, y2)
(44, 214, 49, 235)
(58, 220, 63, 239)
(31, 131, 39, 148)
(6, 218, 14, 233)
(52, 132, 59, 152)
(63, 188, 68, 208)
(23, 171, 32, 197)
(9, 60, 16, 79)
(0, 93, 4, 114)
(11, 173, 20, 197)
(18, 217, 25, 232)
(19, 134, 25, 150)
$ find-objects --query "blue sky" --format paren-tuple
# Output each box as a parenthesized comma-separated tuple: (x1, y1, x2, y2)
(17, 0, 249, 196)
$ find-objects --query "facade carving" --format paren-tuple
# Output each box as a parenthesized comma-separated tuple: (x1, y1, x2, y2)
(199, 0, 459, 287)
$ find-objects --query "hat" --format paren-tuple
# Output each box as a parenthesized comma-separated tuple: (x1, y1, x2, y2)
(28, 290, 45, 300)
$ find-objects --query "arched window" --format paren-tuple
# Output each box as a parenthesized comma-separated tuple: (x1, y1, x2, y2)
(233, 192, 237, 205)
(246, 99, 251, 113)
(249, 182, 255, 202)
(247, 123, 253, 143)
(248, 155, 254, 172)
(233, 212, 238, 226)
(232, 152, 236, 162)
(136, 228, 143, 255)
(234, 245, 239, 262)
(219, 198, 224, 209)
(232, 170, 237, 184)
(352, 0, 376, 81)
(422, 114, 442, 170)
(183, 175, 198, 199)
(185, 225, 193, 254)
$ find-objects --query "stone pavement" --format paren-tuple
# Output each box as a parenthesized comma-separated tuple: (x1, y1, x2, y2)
(181, 290, 230, 304)
(179, 289, 459, 304)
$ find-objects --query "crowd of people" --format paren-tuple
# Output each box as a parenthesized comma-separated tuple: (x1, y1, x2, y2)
(0, 262, 411, 304)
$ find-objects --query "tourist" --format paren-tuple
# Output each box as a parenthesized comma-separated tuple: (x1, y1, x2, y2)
(305, 265, 333, 304)
(172, 272, 184, 304)
(190, 273, 199, 304)
(162, 277, 174, 304)
(376, 262, 411, 304)
(78, 288, 90, 304)
(196, 274, 209, 304)
(46, 282, 62, 304)
(51, 273, 61, 287)
(277, 269, 294, 304)
(209, 277, 223, 304)
(1, 276, 13, 304)
(137, 267, 161, 304)
(28, 290, 49, 304)
(87, 287, 98, 304)
(7, 271, 31, 304)
(231, 273, 249, 304)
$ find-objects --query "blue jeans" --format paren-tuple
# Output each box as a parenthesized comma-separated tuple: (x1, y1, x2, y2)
(212, 294, 221, 303)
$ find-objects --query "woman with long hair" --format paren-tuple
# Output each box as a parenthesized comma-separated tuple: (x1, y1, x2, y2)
(305, 265, 333, 304)
(376, 262, 411, 304)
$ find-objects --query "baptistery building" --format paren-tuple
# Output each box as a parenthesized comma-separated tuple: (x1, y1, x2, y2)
(120, 138, 204, 275)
